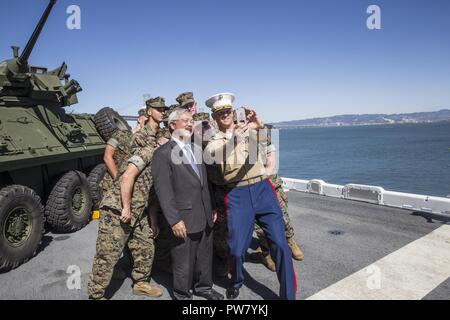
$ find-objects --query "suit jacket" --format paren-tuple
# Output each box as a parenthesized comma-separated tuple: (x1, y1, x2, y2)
(152, 140, 214, 234)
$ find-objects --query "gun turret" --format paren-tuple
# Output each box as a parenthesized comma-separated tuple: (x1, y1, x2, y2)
(18, 0, 57, 66)
(0, 0, 82, 108)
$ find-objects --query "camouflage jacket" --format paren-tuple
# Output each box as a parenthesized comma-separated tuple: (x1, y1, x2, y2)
(100, 125, 158, 222)
(100, 129, 133, 191)
(156, 127, 171, 141)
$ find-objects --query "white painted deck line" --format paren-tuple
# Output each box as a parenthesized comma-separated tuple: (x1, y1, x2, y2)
(307, 224, 450, 300)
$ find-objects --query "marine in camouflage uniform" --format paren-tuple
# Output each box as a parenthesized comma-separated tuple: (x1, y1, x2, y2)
(87, 98, 167, 299)
(99, 128, 135, 278)
(133, 107, 149, 134)
(177, 91, 196, 115)
(155, 103, 177, 146)
(100, 104, 145, 196)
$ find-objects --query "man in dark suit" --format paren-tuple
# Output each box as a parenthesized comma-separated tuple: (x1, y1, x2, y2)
(152, 108, 224, 300)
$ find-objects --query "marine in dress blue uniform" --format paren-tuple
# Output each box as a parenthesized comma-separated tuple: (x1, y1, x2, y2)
(205, 93, 297, 300)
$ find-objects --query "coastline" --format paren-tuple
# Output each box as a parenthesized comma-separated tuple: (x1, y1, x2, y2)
(271, 120, 450, 129)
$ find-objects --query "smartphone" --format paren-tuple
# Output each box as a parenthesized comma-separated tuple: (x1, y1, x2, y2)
(235, 107, 247, 124)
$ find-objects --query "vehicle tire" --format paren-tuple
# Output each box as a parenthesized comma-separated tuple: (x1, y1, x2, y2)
(0, 185, 44, 271)
(87, 164, 107, 210)
(94, 107, 131, 141)
(45, 171, 92, 233)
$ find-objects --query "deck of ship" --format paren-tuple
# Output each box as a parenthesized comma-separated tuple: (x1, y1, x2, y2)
(0, 191, 449, 300)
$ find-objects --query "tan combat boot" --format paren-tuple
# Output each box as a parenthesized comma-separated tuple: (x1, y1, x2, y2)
(287, 237, 304, 261)
(252, 246, 276, 272)
(261, 253, 276, 272)
(132, 282, 163, 298)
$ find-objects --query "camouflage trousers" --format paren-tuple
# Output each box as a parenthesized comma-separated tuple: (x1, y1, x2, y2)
(87, 207, 155, 299)
(100, 173, 113, 198)
(212, 175, 296, 261)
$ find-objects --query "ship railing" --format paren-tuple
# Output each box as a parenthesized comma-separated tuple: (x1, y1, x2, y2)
(281, 177, 450, 217)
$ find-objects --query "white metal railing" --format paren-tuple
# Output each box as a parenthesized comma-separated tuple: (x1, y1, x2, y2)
(281, 177, 450, 217)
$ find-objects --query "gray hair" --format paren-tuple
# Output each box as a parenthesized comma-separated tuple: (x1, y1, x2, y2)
(168, 107, 190, 125)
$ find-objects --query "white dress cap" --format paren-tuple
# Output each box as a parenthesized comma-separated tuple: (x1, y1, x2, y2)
(205, 92, 235, 112)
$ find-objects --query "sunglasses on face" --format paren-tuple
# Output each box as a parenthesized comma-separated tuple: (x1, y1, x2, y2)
(216, 110, 232, 118)
(183, 103, 196, 110)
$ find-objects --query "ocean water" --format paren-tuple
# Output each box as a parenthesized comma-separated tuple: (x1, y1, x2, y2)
(278, 122, 450, 197)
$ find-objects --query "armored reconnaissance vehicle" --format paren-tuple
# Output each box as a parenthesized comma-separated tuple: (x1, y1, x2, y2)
(0, 0, 130, 271)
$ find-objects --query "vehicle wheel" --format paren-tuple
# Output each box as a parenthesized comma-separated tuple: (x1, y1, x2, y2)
(94, 107, 131, 141)
(87, 164, 107, 210)
(0, 185, 44, 271)
(45, 171, 92, 233)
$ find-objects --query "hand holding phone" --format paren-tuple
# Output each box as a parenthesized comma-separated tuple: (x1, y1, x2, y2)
(242, 106, 264, 130)
(235, 107, 247, 124)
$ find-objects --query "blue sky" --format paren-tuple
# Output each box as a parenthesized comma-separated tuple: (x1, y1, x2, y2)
(1, 0, 449, 122)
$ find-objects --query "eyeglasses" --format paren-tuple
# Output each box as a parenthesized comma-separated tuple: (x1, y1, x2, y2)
(153, 107, 167, 113)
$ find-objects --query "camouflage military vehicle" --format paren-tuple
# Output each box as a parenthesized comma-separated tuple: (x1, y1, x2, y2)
(0, 0, 130, 271)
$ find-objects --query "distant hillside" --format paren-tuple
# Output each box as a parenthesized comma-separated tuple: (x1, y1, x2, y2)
(271, 109, 450, 128)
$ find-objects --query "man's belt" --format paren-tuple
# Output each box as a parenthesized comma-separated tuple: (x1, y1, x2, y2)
(226, 175, 266, 188)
